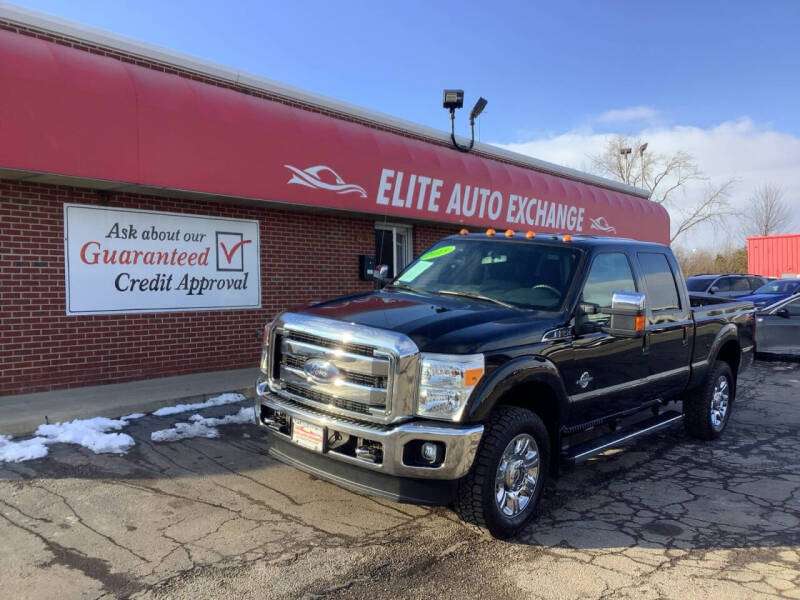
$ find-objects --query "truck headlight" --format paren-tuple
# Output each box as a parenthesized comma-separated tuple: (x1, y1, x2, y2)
(416, 353, 484, 421)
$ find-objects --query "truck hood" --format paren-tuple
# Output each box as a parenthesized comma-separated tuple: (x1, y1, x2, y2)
(300, 290, 564, 354)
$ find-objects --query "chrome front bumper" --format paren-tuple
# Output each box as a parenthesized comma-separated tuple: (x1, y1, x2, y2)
(255, 389, 484, 480)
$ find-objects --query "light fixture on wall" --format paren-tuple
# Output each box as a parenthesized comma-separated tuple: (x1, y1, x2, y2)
(443, 89, 487, 153)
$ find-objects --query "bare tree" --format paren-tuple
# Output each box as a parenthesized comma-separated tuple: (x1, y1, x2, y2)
(669, 179, 736, 244)
(740, 184, 791, 237)
(589, 136, 736, 243)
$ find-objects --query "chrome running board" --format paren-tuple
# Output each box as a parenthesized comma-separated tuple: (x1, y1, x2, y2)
(565, 410, 683, 464)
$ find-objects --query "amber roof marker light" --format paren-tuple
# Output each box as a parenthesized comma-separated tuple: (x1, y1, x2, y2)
(459, 228, 469, 235)
(562, 234, 573, 243)
(525, 231, 536, 239)
(486, 228, 496, 237)
(505, 229, 514, 238)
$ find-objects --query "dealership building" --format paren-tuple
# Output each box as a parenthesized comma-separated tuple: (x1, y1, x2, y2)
(0, 6, 669, 397)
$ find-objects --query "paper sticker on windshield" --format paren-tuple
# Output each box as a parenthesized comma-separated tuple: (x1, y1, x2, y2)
(420, 245, 455, 261)
(399, 260, 433, 282)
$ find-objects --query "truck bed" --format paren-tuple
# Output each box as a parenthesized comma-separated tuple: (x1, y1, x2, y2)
(688, 294, 755, 386)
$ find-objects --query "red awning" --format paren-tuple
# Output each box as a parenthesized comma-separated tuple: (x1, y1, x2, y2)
(0, 30, 669, 243)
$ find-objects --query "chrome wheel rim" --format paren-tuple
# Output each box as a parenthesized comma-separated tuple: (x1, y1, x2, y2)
(495, 433, 540, 518)
(710, 375, 730, 431)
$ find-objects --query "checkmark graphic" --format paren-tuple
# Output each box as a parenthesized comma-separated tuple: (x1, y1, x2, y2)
(219, 239, 251, 263)
(215, 232, 251, 272)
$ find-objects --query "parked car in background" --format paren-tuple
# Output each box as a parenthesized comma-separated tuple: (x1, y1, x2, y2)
(685, 274, 767, 299)
(755, 294, 800, 358)
(740, 279, 800, 309)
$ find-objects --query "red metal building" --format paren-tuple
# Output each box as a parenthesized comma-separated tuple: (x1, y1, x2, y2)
(0, 6, 669, 396)
(747, 234, 800, 278)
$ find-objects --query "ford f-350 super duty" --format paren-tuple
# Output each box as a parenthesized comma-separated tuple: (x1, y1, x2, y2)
(255, 232, 755, 538)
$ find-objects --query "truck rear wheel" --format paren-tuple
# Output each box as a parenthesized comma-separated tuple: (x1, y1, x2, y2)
(454, 406, 549, 539)
(684, 361, 734, 440)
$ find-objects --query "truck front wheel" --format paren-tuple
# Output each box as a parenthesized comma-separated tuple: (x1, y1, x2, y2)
(454, 406, 550, 539)
(684, 360, 734, 440)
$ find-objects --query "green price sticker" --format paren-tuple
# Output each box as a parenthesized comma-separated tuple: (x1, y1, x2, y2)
(419, 245, 455, 261)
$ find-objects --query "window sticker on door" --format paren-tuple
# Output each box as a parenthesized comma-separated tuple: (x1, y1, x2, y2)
(399, 260, 433, 282)
(420, 245, 455, 261)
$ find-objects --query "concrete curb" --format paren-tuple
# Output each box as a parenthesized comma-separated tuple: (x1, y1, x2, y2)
(0, 368, 259, 436)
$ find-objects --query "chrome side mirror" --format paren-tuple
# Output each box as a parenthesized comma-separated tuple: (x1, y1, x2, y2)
(709, 286, 719, 294)
(602, 291, 647, 338)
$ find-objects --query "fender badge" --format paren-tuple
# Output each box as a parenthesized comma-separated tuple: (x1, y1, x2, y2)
(577, 371, 594, 389)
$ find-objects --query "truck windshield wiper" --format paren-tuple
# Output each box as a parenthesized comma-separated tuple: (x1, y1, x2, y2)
(437, 290, 515, 309)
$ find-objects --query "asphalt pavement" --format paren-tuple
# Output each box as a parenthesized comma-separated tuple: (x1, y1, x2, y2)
(1, 361, 798, 599)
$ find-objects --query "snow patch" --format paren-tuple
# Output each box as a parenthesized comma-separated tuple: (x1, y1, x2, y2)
(36, 417, 135, 455)
(121, 412, 146, 421)
(0, 395, 251, 463)
(0, 414, 140, 463)
(151, 407, 254, 443)
(151, 393, 246, 417)
(0, 435, 49, 463)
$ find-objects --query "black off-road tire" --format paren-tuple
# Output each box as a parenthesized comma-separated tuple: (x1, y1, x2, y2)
(453, 406, 550, 539)
(684, 361, 734, 440)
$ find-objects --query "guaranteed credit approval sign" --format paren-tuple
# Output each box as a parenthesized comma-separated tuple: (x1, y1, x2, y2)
(64, 204, 261, 315)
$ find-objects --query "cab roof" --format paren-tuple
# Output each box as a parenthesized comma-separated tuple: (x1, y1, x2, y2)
(444, 232, 669, 252)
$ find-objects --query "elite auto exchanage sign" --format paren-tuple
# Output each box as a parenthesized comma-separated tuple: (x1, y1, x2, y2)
(64, 204, 261, 315)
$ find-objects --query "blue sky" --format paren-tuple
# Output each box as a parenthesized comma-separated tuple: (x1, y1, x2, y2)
(12, 0, 800, 245)
(14, 0, 799, 138)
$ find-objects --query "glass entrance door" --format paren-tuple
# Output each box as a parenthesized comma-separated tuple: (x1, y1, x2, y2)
(375, 224, 413, 278)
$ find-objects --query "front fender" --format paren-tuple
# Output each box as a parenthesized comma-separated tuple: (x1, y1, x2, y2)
(464, 356, 569, 424)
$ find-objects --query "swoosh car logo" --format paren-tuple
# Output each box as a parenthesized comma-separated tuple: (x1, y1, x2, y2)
(589, 216, 617, 234)
(285, 164, 367, 198)
(303, 358, 340, 382)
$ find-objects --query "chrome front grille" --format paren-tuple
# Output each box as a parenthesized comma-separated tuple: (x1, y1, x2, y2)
(283, 383, 372, 415)
(283, 354, 387, 389)
(267, 312, 420, 424)
(284, 329, 375, 357)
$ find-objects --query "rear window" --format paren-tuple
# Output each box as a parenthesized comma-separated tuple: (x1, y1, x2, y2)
(638, 253, 681, 311)
(731, 277, 751, 292)
(686, 278, 710, 292)
(714, 277, 734, 292)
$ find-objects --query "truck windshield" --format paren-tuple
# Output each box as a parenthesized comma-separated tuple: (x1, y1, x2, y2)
(390, 239, 582, 310)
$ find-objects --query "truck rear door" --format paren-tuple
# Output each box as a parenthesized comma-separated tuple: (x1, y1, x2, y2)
(635, 252, 692, 398)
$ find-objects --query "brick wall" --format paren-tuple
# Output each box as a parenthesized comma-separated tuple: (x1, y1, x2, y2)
(0, 180, 463, 395)
(0, 180, 385, 395)
(413, 224, 463, 256)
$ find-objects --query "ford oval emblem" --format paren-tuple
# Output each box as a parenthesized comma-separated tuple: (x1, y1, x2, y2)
(303, 358, 339, 382)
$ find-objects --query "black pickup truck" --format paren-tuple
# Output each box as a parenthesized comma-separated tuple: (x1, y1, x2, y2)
(255, 232, 755, 538)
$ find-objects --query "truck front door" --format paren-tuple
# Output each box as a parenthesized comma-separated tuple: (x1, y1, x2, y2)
(565, 251, 649, 425)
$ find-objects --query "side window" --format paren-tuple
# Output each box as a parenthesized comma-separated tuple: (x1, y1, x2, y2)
(750, 277, 766, 290)
(582, 253, 637, 322)
(731, 277, 750, 292)
(785, 298, 800, 317)
(714, 277, 733, 292)
(637, 252, 681, 311)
